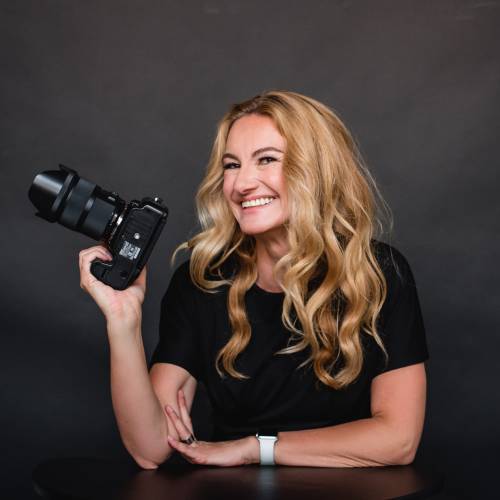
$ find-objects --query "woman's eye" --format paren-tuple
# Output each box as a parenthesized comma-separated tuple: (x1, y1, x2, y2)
(223, 162, 240, 170)
(259, 156, 277, 165)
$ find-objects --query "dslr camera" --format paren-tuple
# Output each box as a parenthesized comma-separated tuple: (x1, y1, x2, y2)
(28, 165, 168, 290)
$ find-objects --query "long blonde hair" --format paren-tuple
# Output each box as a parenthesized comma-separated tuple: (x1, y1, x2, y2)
(172, 90, 393, 389)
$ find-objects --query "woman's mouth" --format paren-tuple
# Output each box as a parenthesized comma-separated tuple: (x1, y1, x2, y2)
(241, 197, 276, 210)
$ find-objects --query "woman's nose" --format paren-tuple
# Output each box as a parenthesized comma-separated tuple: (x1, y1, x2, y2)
(233, 165, 259, 194)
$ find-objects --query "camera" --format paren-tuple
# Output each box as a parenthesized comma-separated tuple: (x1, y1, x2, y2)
(28, 164, 168, 290)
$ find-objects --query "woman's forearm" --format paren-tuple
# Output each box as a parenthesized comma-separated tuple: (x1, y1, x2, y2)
(269, 416, 417, 467)
(107, 319, 172, 468)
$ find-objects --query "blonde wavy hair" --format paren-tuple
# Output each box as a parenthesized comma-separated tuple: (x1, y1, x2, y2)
(171, 90, 393, 389)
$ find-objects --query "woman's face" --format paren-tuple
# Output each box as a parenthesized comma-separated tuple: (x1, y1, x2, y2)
(222, 114, 289, 239)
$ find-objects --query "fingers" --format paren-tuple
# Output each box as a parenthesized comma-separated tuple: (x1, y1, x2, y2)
(177, 390, 194, 435)
(165, 403, 194, 443)
(164, 410, 178, 439)
(165, 406, 201, 465)
(79, 245, 113, 291)
(164, 389, 194, 439)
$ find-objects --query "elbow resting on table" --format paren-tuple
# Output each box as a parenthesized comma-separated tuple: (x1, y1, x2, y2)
(364, 417, 420, 467)
(384, 434, 419, 466)
(342, 437, 418, 468)
(125, 440, 174, 470)
(397, 438, 418, 465)
(132, 455, 160, 470)
(131, 447, 175, 469)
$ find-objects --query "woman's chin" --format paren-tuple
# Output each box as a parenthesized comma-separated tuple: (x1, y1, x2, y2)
(238, 223, 286, 238)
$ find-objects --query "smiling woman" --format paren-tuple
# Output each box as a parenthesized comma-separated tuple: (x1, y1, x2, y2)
(222, 115, 289, 250)
(170, 91, 406, 390)
(144, 91, 428, 468)
(79, 90, 428, 470)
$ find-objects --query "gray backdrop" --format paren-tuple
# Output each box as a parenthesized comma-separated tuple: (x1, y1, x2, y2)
(1, 1, 498, 498)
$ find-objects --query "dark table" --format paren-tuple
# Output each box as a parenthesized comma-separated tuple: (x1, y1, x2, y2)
(33, 456, 444, 500)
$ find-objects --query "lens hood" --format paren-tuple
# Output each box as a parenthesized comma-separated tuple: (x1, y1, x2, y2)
(28, 165, 80, 222)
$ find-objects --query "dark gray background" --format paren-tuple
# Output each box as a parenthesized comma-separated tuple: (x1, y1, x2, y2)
(1, 1, 498, 498)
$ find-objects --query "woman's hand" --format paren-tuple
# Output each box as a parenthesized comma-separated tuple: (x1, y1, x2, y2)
(165, 390, 259, 467)
(79, 245, 146, 327)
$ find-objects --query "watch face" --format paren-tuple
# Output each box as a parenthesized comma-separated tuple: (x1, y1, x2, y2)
(257, 428, 278, 438)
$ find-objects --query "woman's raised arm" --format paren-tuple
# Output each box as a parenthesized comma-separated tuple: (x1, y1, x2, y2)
(79, 245, 193, 468)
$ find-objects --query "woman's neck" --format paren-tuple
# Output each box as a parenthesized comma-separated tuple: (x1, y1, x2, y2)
(255, 231, 289, 293)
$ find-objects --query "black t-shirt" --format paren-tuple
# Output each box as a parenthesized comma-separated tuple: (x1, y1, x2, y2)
(149, 241, 429, 440)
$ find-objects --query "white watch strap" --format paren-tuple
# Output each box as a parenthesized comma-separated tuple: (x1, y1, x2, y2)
(257, 435, 277, 465)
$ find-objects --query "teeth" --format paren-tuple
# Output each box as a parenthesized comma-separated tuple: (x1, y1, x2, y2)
(241, 197, 275, 208)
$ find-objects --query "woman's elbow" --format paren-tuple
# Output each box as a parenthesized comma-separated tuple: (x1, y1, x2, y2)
(133, 455, 160, 469)
(390, 436, 419, 465)
(128, 445, 174, 469)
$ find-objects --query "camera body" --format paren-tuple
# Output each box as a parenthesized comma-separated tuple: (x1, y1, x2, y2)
(90, 195, 167, 289)
(29, 164, 168, 290)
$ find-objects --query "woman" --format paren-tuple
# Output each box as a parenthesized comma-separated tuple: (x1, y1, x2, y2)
(79, 90, 428, 469)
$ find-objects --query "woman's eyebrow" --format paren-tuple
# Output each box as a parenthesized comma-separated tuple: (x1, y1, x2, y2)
(222, 147, 284, 161)
(222, 152, 239, 161)
(251, 147, 284, 157)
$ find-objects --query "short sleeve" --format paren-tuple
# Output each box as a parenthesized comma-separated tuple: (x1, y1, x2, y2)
(375, 244, 429, 375)
(148, 260, 203, 381)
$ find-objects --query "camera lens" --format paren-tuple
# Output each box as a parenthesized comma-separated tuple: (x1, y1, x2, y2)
(28, 165, 125, 241)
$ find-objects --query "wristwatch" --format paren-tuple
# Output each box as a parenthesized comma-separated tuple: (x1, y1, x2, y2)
(255, 428, 279, 465)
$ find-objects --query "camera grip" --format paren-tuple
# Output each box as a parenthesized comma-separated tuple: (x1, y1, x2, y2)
(90, 257, 140, 291)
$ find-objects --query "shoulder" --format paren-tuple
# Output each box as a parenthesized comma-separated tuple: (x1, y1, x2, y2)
(371, 239, 415, 285)
(369, 240, 429, 371)
(370, 239, 419, 311)
(169, 258, 192, 288)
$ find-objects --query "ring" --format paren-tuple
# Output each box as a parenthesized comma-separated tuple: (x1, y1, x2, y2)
(180, 433, 197, 445)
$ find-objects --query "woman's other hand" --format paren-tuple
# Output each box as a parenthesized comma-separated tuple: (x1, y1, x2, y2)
(165, 390, 259, 466)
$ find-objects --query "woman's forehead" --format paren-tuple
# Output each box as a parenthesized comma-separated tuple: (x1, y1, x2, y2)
(226, 114, 286, 154)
